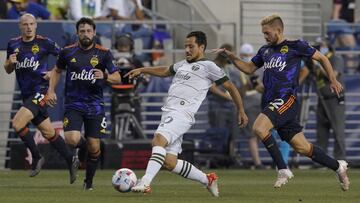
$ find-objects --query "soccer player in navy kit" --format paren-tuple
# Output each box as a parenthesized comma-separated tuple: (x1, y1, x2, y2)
(47, 17, 120, 190)
(216, 14, 349, 191)
(4, 13, 79, 182)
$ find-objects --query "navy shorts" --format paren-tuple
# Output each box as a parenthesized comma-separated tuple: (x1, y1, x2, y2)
(63, 109, 107, 138)
(262, 95, 303, 142)
(23, 93, 49, 126)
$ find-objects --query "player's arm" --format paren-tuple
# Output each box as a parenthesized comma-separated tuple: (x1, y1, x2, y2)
(312, 50, 343, 96)
(47, 66, 63, 107)
(213, 49, 257, 74)
(209, 84, 232, 101)
(124, 66, 172, 79)
(222, 80, 248, 128)
(4, 53, 17, 74)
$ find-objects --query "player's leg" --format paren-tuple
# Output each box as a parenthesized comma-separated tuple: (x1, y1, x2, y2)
(37, 117, 79, 184)
(132, 133, 167, 193)
(82, 114, 107, 190)
(163, 153, 219, 197)
(253, 113, 288, 170)
(289, 132, 349, 191)
(12, 106, 43, 177)
(272, 129, 290, 166)
(83, 137, 100, 190)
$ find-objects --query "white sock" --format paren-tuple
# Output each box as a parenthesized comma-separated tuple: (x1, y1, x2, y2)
(141, 146, 166, 185)
(171, 159, 208, 185)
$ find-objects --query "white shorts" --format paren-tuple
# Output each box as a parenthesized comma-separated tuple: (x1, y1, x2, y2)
(155, 111, 193, 155)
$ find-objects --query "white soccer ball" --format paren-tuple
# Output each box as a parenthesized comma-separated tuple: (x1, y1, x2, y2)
(112, 168, 137, 193)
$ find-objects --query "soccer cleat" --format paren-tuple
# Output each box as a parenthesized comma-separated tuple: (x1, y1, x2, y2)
(69, 156, 80, 184)
(336, 160, 350, 191)
(83, 179, 93, 191)
(29, 156, 45, 177)
(274, 169, 294, 188)
(206, 173, 219, 197)
(131, 180, 152, 194)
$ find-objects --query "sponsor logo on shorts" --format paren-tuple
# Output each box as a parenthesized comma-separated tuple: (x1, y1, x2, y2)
(164, 116, 173, 123)
(63, 117, 69, 128)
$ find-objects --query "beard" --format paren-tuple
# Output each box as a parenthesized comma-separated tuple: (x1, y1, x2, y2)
(79, 37, 94, 48)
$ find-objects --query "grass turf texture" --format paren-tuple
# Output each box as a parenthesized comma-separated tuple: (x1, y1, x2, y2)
(0, 169, 359, 203)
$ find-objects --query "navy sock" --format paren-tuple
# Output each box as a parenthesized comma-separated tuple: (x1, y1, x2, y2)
(76, 137, 87, 162)
(262, 134, 287, 169)
(48, 133, 73, 165)
(85, 150, 100, 184)
(309, 144, 339, 171)
(17, 127, 41, 159)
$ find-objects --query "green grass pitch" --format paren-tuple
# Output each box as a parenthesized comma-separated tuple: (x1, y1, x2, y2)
(0, 169, 359, 203)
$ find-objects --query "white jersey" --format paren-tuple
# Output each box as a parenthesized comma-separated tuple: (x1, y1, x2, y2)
(162, 59, 228, 120)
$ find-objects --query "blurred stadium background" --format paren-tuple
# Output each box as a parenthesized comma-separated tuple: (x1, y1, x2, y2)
(0, 0, 359, 174)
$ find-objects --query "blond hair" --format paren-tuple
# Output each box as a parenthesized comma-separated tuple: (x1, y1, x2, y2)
(261, 13, 284, 30)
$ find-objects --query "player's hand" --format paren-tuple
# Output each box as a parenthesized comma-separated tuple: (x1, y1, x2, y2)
(330, 79, 344, 97)
(124, 69, 142, 80)
(42, 71, 51, 81)
(238, 110, 248, 128)
(93, 69, 105, 79)
(211, 48, 227, 55)
(46, 91, 57, 107)
(9, 53, 18, 64)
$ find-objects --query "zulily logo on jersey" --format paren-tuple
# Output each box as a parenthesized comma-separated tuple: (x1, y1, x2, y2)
(70, 69, 96, 84)
(263, 57, 287, 71)
(16, 57, 40, 70)
(175, 72, 191, 80)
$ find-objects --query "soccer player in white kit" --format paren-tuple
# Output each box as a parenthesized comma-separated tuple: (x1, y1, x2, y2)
(125, 31, 248, 197)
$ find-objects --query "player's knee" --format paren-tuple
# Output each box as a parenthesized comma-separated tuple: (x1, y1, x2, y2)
(65, 135, 79, 147)
(151, 133, 168, 147)
(293, 142, 311, 156)
(252, 125, 267, 139)
(163, 159, 176, 171)
(41, 128, 55, 140)
(11, 119, 22, 132)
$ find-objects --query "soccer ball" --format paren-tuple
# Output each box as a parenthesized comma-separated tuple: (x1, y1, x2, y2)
(112, 168, 137, 193)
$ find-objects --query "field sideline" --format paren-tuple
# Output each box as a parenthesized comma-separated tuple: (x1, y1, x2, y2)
(0, 169, 359, 203)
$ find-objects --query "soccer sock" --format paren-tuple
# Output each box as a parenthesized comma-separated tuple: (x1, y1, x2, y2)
(262, 134, 287, 169)
(17, 127, 41, 159)
(171, 159, 208, 185)
(76, 137, 87, 163)
(308, 144, 339, 171)
(47, 132, 73, 166)
(85, 150, 100, 185)
(141, 146, 166, 185)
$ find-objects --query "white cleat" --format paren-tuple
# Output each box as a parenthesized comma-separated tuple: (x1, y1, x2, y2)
(206, 173, 219, 197)
(274, 169, 294, 188)
(131, 180, 152, 194)
(336, 160, 350, 191)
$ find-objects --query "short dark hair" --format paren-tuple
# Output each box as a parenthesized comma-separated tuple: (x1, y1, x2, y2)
(76, 17, 96, 32)
(186, 31, 207, 50)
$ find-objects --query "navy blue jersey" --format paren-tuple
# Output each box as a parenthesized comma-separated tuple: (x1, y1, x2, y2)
(6, 35, 60, 100)
(56, 43, 117, 115)
(252, 39, 316, 107)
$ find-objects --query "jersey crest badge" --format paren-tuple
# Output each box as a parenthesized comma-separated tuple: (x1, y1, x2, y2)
(191, 64, 200, 71)
(90, 55, 99, 68)
(31, 44, 40, 54)
(280, 45, 288, 54)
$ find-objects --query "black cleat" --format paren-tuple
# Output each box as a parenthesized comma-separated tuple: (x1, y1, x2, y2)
(69, 156, 80, 184)
(83, 179, 93, 191)
(29, 157, 45, 177)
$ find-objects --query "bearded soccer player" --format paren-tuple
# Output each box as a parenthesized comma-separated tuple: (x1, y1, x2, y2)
(47, 17, 120, 190)
(215, 14, 349, 191)
(124, 31, 248, 197)
(4, 13, 79, 182)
